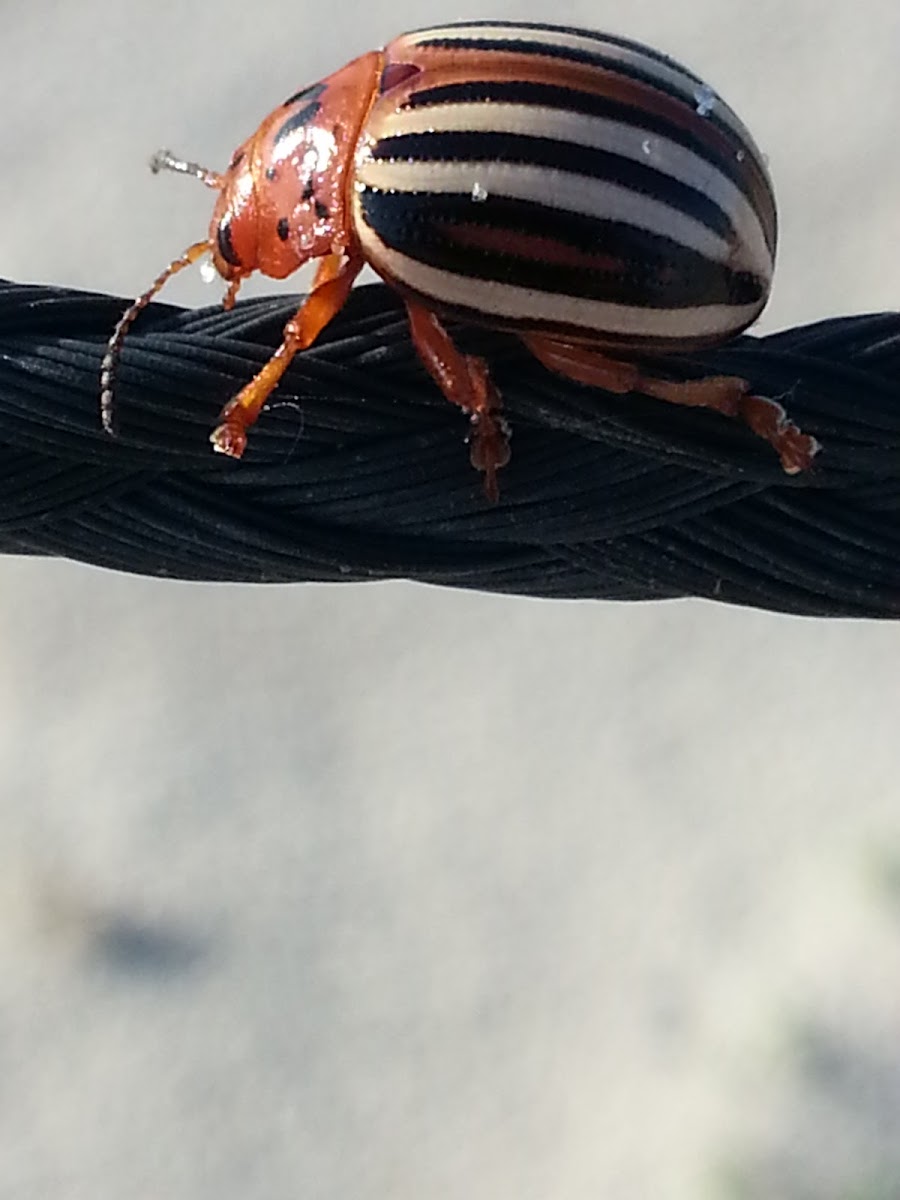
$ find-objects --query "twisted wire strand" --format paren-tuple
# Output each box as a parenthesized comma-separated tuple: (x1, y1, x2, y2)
(1, 277, 899, 616)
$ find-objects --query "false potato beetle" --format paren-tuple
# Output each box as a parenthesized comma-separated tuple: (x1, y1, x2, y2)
(100, 21, 819, 499)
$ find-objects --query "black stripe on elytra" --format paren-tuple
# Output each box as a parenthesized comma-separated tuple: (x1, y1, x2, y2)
(358, 187, 764, 310)
(274, 83, 327, 147)
(403, 79, 761, 210)
(412, 27, 762, 175)
(413, 296, 748, 350)
(370, 130, 736, 242)
(411, 21, 707, 85)
(216, 216, 241, 267)
(415, 32, 704, 106)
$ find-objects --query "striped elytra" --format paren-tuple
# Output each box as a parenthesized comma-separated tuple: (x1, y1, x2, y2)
(356, 22, 777, 353)
(102, 22, 818, 500)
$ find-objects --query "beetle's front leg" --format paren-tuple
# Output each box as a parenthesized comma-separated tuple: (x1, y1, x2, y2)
(211, 251, 363, 457)
(523, 335, 819, 475)
(405, 303, 510, 502)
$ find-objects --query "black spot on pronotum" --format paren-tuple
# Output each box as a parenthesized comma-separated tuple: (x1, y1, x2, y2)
(283, 81, 326, 108)
(216, 217, 241, 267)
(314, 200, 329, 221)
(379, 61, 422, 94)
(275, 82, 327, 147)
(302, 179, 315, 202)
(276, 217, 290, 241)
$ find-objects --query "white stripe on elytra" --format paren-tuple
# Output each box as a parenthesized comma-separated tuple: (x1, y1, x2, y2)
(352, 207, 764, 339)
(373, 101, 772, 275)
(396, 25, 766, 174)
(355, 157, 766, 277)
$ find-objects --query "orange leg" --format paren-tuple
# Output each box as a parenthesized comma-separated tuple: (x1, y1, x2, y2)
(222, 277, 242, 312)
(522, 334, 820, 475)
(405, 303, 510, 501)
(211, 251, 363, 457)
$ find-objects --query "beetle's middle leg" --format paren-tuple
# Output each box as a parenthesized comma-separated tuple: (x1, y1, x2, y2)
(405, 302, 510, 501)
(522, 334, 819, 475)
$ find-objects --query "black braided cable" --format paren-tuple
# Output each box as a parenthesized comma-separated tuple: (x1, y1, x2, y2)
(1, 277, 899, 616)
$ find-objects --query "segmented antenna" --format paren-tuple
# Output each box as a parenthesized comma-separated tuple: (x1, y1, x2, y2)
(100, 240, 210, 435)
(100, 147, 227, 436)
(149, 149, 224, 190)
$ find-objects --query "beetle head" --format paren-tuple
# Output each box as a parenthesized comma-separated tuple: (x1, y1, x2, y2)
(100, 51, 382, 436)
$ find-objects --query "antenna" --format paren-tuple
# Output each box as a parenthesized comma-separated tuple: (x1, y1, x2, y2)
(100, 240, 210, 435)
(149, 149, 223, 190)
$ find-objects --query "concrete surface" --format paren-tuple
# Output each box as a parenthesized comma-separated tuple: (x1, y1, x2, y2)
(1, 2, 899, 1197)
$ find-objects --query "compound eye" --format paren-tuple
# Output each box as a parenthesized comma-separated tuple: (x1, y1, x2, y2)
(216, 216, 242, 268)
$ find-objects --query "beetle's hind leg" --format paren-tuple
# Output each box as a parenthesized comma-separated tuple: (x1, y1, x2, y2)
(405, 303, 510, 501)
(522, 335, 819, 475)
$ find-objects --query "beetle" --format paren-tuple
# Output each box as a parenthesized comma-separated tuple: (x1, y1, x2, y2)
(100, 20, 819, 499)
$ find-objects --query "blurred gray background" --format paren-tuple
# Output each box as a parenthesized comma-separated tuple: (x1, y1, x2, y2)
(2, 2, 900, 1197)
